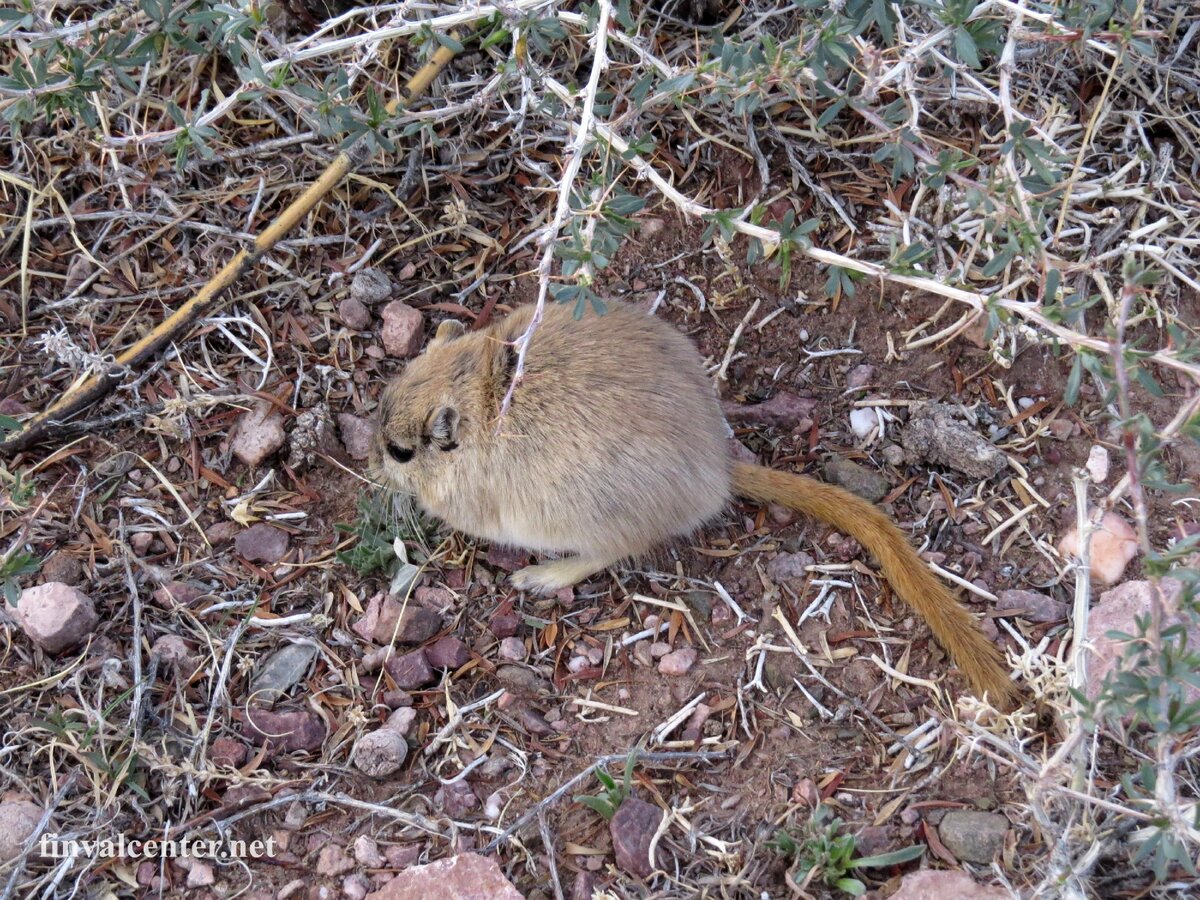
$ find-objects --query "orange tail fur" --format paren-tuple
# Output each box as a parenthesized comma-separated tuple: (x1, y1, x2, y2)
(732, 461, 1017, 708)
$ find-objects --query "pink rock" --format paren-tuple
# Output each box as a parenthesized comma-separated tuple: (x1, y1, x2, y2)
(338, 413, 375, 461)
(380, 302, 424, 358)
(186, 860, 215, 887)
(210, 737, 248, 768)
(354, 835, 385, 868)
(488, 613, 520, 639)
(353, 593, 384, 642)
(15, 582, 98, 654)
(338, 297, 372, 331)
(365, 853, 521, 899)
(316, 844, 354, 877)
(722, 392, 817, 428)
(486, 544, 530, 572)
(609, 797, 662, 879)
(1059, 512, 1138, 585)
(231, 400, 286, 467)
(890, 870, 1009, 900)
(234, 524, 290, 563)
(425, 636, 469, 669)
(681, 703, 712, 743)
(1086, 578, 1194, 702)
(658, 647, 698, 676)
(384, 707, 418, 738)
(766, 552, 814, 583)
(152, 635, 193, 667)
(727, 439, 757, 463)
(434, 780, 478, 817)
(152, 581, 205, 607)
(344, 874, 371, 900)
(243, 709, 326, 753)
(384, 650, 435, 690)
(498, 637, 526, 662)
(374, 598, 442, 645)
(0, 798, 43, 863)
(130, 532, 154, 555)
(846, 364, 875, 390)
(383, 844, 422, 869)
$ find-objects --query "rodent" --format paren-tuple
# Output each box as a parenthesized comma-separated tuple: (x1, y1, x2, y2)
(371, 300, 1017, 707)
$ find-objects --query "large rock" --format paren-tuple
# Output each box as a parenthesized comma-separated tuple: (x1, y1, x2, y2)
(891, 870, 1011, 899)
(243, 709, 326, 753)
(15, 582, 98, 653)
(1086, 578, 1194, 701)
(364, 852, 522, 899)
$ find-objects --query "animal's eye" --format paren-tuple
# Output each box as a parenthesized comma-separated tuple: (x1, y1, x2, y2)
(387, 443, 414, 464)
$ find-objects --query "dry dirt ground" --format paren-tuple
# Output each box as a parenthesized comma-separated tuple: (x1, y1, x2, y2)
(6, 205, 1196, 899)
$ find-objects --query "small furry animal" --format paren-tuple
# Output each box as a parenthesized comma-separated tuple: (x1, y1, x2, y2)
(372, 301, 1017, 707)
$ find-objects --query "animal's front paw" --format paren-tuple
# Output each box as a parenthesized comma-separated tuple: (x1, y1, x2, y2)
(509, 563, 569, 596)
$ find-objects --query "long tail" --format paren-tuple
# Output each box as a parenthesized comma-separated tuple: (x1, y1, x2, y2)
(732, 461, 1017, 708)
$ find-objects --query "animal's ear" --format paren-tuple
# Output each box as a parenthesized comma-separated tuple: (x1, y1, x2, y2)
(431, 319, 465, 346)
(427, 406, 460, 451)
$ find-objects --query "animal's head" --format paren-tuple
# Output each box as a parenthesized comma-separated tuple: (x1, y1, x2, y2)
(370, 319, 481, 496)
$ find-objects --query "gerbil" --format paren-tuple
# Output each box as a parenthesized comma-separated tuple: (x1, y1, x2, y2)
(372, 301, 1017, 707)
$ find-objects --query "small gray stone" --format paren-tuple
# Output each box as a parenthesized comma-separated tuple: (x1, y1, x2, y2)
(250, 643, 318, 705)
(824, 458, 890, 503)
(766, 551, 814, 583)
(350, 268, 393, 306)
(997, 589, 1068, 623)
(883, 444, 906, 467)
(937, 810, 1009, 863)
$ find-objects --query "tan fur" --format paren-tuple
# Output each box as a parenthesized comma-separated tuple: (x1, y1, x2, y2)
(373, 301, 1018, 707)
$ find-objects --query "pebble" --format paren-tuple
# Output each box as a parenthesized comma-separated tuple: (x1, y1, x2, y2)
(849, 408, 879, 439)
(364, 853, 521, 900)
(658, 647, 698, 676)
(250, 643, 318, 705)
(1058, 511, 1138, 585)
(234, 524, 289, 563)
(997, 589, 1068, 623)
(384, 650, 435, 690)
(425, 636, 469, 669)
(0, 798, 44, 863)
(883, 443, 906, 467)
(609, 798, 663, 879)
(316, 845, 355, 877)
(846, 364, 875, 390)
(380, 301, 424, 358)
(231, 400, 286, 467)
(937, 810, 1009, 863)
(350, 268, 393, 305)
(352, 728, 408, 778)
(15, 582, 99, 654)
(337, 414, 375, 461)
(498, 637, 526, 662)
(243, 709, 326, 753)
(891, 870, 1010, 899)
(338, 297, 372, 331)
(824, 457, 889, 503)
(1086, 445, 1109, 483)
